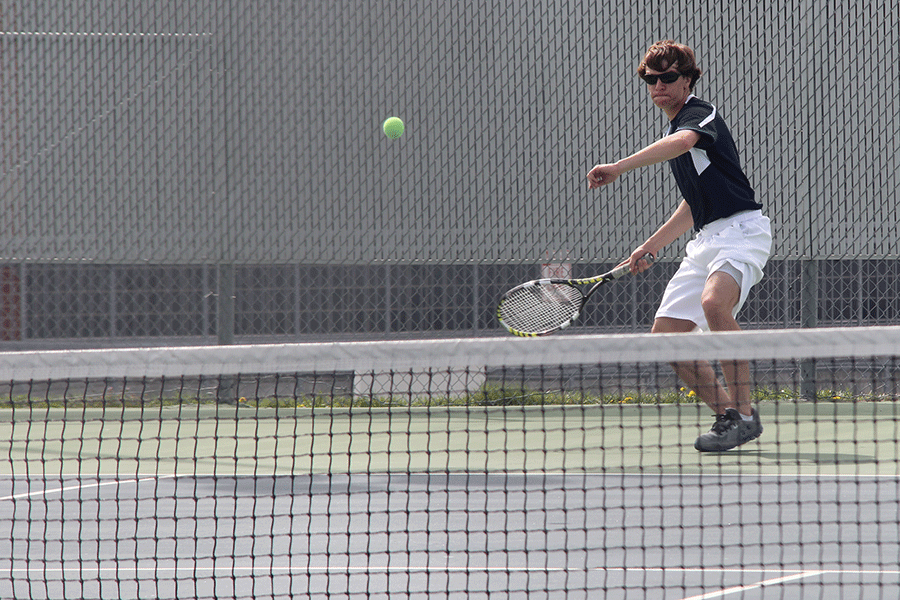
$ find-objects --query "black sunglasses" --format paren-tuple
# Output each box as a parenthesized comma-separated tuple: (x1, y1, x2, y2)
(640, 71, 682, 85)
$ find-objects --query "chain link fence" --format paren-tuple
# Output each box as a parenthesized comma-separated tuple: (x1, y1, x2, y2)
(0, 1, 897, 346)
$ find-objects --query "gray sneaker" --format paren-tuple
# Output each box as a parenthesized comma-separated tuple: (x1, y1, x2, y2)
(694, 408, 763, 452)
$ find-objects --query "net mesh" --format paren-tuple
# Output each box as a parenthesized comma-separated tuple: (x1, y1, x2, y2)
(1, 327, 899, 598)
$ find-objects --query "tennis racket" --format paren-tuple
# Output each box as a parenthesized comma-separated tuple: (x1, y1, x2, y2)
(497, 254, 653, 337)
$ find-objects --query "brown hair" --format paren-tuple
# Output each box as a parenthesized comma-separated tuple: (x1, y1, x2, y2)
(637, 40, 702, 90)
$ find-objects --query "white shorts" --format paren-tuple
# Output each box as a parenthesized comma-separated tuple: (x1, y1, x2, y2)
(655, 210, 772, 331)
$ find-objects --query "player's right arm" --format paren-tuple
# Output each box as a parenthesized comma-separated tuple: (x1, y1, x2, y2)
(627, 200, 694, 273)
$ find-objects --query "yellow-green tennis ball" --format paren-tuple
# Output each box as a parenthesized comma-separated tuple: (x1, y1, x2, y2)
(383, 117, 404, 139)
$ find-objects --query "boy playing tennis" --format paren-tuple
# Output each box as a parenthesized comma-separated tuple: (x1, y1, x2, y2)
(586, 40, 772, 452)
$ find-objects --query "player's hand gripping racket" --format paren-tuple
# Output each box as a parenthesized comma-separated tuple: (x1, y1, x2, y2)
(497, 254, 654, 337)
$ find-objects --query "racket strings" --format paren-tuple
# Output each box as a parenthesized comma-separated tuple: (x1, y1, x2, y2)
(498, 284, 583, 334)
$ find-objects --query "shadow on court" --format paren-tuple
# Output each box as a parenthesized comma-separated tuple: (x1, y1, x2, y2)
(743, 450, 878, 465)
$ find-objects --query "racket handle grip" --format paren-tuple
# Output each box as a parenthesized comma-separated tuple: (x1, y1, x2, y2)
(610, 253, 654, 279)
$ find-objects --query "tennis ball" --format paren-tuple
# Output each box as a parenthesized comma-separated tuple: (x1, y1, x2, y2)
(382, 117, 404, 139)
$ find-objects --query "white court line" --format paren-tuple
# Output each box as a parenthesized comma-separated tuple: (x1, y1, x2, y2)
(678, 571, 826, 600)
(0, 475, 175, 502)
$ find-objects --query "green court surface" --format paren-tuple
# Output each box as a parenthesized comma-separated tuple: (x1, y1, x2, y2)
(1, 401, 897, 477)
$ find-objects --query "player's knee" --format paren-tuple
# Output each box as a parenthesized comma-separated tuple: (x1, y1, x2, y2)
(700, 293, 732, 322)
(652, 317, 695, 334)
(701, 272, 741, 324)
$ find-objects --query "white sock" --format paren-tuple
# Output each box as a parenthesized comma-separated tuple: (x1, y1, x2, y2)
(741, 411, 754, 421)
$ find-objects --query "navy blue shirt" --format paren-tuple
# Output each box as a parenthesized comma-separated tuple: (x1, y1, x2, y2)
(666, 96, 761, 231)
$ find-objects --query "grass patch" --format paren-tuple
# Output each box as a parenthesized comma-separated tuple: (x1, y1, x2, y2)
(0, 386, 890, 410)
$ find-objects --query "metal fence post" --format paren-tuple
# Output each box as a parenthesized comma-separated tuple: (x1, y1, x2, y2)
(800, 258, 819, 400)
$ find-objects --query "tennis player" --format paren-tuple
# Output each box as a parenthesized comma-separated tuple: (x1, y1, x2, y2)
(586, 40, 772, 452)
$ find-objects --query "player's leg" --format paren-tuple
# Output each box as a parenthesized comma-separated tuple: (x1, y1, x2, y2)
(700, 271, 751, 415)
(651, 316, 733, 414)
(691, 269, 762, 451)
(652, 247, 737, 413)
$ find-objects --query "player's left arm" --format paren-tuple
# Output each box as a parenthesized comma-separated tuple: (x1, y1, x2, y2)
(587, 130, 701, 188)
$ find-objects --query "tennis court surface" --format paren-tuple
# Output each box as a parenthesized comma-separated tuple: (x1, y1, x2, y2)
(0, 327, 899, 599)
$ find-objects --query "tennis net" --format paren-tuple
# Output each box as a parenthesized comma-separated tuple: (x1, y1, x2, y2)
(0, 327, 899, 599)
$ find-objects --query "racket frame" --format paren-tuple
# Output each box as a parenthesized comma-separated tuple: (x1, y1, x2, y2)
(496, 258, 649, 337)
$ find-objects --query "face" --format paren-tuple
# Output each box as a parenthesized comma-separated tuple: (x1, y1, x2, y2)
(642, 65, 692, 116)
